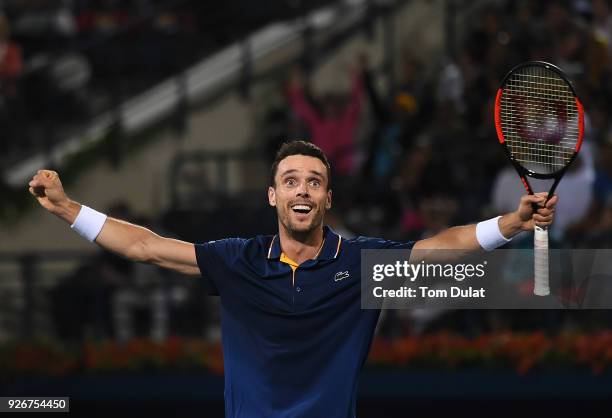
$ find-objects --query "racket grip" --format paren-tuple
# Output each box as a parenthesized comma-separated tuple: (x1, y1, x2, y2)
(534, 226, 550, 296)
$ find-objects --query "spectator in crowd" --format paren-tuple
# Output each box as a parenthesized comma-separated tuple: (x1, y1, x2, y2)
(287, 65, 363, 178)
(361, 53, 426, 186)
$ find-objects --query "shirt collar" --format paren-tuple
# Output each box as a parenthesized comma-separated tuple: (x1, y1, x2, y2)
(267, 226, 342, 261)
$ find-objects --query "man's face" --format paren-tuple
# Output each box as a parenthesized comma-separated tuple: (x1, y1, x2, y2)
(268, 155, 332, 235)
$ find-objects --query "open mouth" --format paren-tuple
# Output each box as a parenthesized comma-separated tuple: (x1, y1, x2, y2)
(291, 204, 313, 214)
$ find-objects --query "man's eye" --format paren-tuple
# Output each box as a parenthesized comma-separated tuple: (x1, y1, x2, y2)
(309, 180, 321, 187)
(286, 178, 296, 186)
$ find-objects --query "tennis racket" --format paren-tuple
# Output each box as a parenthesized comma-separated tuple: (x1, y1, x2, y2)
(494, 61, 584, 296)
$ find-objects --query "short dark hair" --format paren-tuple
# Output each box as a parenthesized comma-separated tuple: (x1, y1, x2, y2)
(270, 140, 331, 189)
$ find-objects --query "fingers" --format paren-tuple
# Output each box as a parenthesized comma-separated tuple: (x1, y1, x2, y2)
(535, 204, 554, 216)
(545, 194, 558, 208)
(533, 212, 554, 225)
(521, 192, 558, 208)
(28, 170, 57, 188)
(39, 169, 58, 180)
(519, 192, 558, 228)
(28, 185, 45, 197)
(521, 194, 545, 206)
(533, 201, 555, 227)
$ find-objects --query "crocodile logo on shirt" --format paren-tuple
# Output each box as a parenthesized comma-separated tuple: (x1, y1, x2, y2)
(334, 271, 350, 282)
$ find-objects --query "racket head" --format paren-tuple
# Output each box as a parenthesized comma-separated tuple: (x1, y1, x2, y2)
(494, 61, 584, 182)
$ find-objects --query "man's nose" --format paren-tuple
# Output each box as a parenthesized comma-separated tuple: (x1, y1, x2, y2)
(296, 181, 309, 196)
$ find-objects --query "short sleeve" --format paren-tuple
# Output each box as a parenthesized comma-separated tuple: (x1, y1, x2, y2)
(195, 238, 247, 296)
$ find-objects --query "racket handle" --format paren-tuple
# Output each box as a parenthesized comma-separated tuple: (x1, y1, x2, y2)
(534, 226, 550, 296)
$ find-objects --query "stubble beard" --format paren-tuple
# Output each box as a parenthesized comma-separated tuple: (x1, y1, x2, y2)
(279, 206, 324, 241)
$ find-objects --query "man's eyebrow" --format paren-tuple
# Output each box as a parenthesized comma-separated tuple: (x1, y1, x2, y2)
(279, 169, 298, 176)
(279, 169, 325, 178)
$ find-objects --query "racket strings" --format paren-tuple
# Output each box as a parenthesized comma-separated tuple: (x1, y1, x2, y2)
(500, 66, 579, 175)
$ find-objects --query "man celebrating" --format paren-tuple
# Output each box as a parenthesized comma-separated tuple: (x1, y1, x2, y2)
(29, 140, 556, 418)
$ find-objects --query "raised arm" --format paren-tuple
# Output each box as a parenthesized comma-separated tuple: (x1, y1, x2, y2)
(412, 193, 558, 258)
(287, 70, 320, 128)
(28, 170, 200, 276)
(342, 72, 364, 124)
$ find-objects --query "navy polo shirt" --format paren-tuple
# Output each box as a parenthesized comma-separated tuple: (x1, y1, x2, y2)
(195, 226, 413, 418)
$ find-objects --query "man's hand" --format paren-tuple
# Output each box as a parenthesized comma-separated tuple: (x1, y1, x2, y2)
(28, 170, 67, 212)
(499, 192, 558, 238)
(516, 192, 558, 230)
(28, 170, 80, 223)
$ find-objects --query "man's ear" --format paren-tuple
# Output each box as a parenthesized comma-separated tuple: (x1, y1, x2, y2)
(325, 189, 332, 210)
(268, 186, 276, 207)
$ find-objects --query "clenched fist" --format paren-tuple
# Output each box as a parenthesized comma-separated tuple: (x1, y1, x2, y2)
(28, 170, 77, 221)
(516, 192, 558, 231)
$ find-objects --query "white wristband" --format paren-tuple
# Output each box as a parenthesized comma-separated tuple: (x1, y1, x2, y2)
(70, 205, 107, 242)
(475, 216, 511, 251)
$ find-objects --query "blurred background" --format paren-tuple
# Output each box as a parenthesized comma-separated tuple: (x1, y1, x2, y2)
(1, 0, 612, 416)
